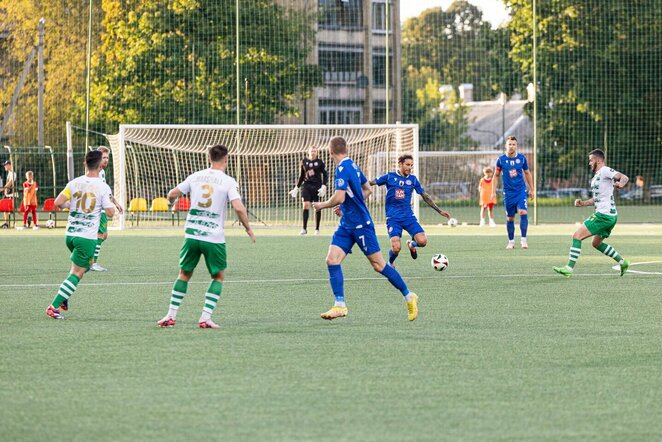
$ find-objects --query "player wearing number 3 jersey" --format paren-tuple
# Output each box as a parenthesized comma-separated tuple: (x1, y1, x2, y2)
(157, 144, 255, 329)
(46, 150, 116, 320)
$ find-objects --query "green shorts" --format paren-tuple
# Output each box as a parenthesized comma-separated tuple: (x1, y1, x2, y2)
(66, 235, 97, 269)
(584, 212, 618, 239)
(179, 238, 227, 275)
(98, 212, 108, 234)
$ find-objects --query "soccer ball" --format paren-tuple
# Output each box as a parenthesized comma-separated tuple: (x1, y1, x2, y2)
(46, 219, 55, 229)
(447, 218, 458, 227)
(431, 253, 449, 271)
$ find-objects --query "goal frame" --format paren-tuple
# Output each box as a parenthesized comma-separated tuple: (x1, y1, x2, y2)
(109, 123, 419, 230)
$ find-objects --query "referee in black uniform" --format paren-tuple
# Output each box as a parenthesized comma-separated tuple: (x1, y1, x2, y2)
(290, 146, 328, 235)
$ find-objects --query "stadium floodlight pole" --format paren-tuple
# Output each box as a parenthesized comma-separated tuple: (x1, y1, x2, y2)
(38, 18, 45, 148)
(84, 0, 93, 150)
(532, 0, 538, 225)
(385, 0, 389, 124)
(236, 0, 240, 127)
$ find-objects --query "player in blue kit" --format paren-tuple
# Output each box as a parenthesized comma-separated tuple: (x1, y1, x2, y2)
(313, 136, 419, 321)
(369, 154, 450, 267)
(491, 136, 534, 249)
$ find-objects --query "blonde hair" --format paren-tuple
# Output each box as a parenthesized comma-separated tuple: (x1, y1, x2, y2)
(97, 146, 110, 153)
(26, 170, 34, 179)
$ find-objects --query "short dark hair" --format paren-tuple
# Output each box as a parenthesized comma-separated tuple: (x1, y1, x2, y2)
(398, 154, 413, 164)
(506, 135, 518, 142)
(85, 150, 103, 170)
(329, 136, 347, 155)
(209, 144, 229, 162)
(589, 149, 605, 160)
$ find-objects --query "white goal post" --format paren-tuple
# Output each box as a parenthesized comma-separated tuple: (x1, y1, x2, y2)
(106, 124, 419, 229)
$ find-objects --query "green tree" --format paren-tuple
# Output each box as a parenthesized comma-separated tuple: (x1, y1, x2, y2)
(401, 1, 513, 150)
(0, 0, 94, 146)
(508, 0, 662, 196)
(91, 0, 321, 129)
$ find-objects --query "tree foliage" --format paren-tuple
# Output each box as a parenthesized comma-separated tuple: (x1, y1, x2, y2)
(91, 0, 321, 129)
(507, 0, 662, 192)
(0, 0, 93, 146)
(401, 1, 519, 150)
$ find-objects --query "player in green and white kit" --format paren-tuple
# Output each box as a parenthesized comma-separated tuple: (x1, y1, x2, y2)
(157, 144, 255, 329)
(553, 149, 630, 277)
(90, 146, 124, 272)
(46, 150, 116, 319)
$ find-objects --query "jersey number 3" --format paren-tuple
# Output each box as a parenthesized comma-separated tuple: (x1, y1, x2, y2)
(198, 184, 214, 208)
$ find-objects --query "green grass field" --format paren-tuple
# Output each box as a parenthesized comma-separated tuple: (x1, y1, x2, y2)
(1, 225, 661, 441)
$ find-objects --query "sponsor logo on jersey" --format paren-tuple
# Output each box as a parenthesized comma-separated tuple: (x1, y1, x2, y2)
(395, 189, 405, 199)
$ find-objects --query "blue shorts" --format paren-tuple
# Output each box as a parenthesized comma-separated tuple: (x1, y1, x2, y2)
(386, 215, 424, 239)
(331, 223, 381, 256)
(503, 192, 528, 217)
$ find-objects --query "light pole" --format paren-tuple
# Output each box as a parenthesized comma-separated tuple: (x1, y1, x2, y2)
(499, 92, 507, 149)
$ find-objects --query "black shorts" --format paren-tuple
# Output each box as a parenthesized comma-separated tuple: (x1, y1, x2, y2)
(300, 184, 321, 202)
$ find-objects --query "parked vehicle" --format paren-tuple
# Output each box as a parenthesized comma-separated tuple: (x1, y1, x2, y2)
(537, 187, 589, 199)
(425, 182, 472, 201)
(620, 184, 662, 201)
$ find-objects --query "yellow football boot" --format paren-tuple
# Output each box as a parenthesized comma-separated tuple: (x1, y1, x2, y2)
(406, 293, 418, 321)
(320, 306, 348, 320)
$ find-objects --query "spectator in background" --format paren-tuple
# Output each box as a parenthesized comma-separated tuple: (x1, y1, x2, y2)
(478, 166, 497, 227)
(2, 160, 17, 228)
(22, 171, 39, 230)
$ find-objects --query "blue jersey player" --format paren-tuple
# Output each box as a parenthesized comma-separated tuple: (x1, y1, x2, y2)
(313, 137, 419, 321)
(492, 136, 535, 249)
(369, 154, 450, 267)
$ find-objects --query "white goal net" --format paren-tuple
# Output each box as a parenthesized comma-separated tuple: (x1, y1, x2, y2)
(106, 124, 419, 229)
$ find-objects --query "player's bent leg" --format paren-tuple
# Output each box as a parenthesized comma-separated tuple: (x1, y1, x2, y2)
(389, 236, 401, 266)
(413, 232, 427, 248)
(322, 244, 349, 319)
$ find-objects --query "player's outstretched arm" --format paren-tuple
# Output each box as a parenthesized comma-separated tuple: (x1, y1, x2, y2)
(362, 182, 372, 201)
(368, 179, 376, 186)
(167, 186, 183, 205)
(314, 189, 345, 212)
(421, 192, 451, 218)
(109, 195, 124, 214)
(613, 172, 629, 189)
(575, 198, 594, 207)
(231, 199, 256, 243)
(491, 169, 501, 200)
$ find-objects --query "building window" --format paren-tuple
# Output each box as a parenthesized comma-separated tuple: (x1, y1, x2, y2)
(372, 1, 392, 33)
(319, 48, 363, 84)
(319, 0, 363, 30)
(372, 52, 391, 87)
(319, 108, 362, 125)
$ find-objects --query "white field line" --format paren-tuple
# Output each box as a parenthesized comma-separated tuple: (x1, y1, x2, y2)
(0, 271, 658, 289)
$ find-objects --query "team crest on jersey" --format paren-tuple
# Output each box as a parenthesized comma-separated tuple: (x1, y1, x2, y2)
(399, 180, 404, 186)
(395, 189, 405, 199)
(515, 159, 521, 164)
(336, 178, 344, 187)
(405, 180, 411, 185)
(510, 161, 515, 165)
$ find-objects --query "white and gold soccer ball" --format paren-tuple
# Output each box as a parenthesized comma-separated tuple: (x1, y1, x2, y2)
(431, 253, 449, 271)
(447, 218, 458, 227)
(46, 219, 55, 229)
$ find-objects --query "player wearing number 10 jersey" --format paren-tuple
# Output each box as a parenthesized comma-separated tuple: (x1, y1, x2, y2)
(46, 150, 116, 320)
(157, 144, 255, 329)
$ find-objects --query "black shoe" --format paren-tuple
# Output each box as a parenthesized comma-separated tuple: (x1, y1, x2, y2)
(407, 240, 418, 259)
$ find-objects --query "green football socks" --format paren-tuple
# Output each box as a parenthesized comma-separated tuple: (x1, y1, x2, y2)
(167, 279, 189, 319)
(52, 273, 80, 308)
(200, 280, 223, 323)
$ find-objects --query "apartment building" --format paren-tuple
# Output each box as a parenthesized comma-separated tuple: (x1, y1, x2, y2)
(280, 0, 402, 124)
